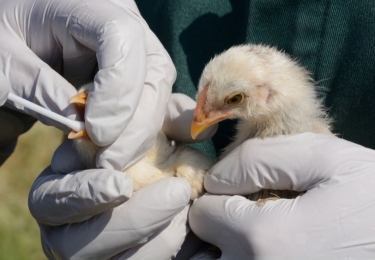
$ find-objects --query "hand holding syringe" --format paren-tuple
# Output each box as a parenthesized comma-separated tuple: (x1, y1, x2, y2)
(6, 93, 85, 133)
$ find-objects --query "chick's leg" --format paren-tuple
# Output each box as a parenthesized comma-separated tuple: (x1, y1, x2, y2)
(175, 164, 204, 200)
(174, 147, 214, 200)
(68, 90, 89, 139)
(248, 189, 304, 206)
(255, 197, 280, 207)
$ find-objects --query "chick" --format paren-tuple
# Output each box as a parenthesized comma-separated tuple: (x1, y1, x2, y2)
(69, 83, 214, 200)
(191, 44, 332, 205)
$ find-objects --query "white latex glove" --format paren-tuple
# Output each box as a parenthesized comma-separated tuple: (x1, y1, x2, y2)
(33, 166, 191, 259)
(29, 94, 217, 259)
(0, 0, 176, 170)
(189, 133, 375, 259)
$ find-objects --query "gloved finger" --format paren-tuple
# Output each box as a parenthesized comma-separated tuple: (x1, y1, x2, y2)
(163, 93, 218, 143)
(61, 47, 97, 88)
(190, 194, 312, 259)
(50, 139, 87, 175)
(0, 34, 79, 133)
(96, 23, 176, 170)
(40, 178, 190, 259)
(55, 2, 138, 88)
(29, 166, 133, 226)
(110, 205, 189, 260)
(190, 194, 317, 259)
(189, 194, 254, 258)
(191, 178, 375, 259)
(204, 133, 363, 195)
(175, 231, 214, 260)
(0, 71, 9, 106)
(54, 0, 149, 146)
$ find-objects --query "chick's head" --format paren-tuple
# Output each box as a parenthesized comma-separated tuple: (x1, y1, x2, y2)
(191, 44, 315, 139)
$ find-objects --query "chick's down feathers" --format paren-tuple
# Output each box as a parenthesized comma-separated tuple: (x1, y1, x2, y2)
(192, 44, 332, 204)
(71, 83, 214, 200)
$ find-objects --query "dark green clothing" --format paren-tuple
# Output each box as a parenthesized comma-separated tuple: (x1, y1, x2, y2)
(0, 106, 36, 164)
(2, 1, 375, 163)
(136, 0, 375, 159)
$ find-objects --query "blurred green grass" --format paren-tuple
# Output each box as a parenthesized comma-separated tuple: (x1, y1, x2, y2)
(0, 122, 62, 260)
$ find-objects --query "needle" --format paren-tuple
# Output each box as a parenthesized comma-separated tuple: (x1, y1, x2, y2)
(7, 93, 85, 132)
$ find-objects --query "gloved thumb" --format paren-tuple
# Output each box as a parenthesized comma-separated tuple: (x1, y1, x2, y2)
(189, 194, 264, 259)
(189, 194, 309, 259)
(204, 133, 342, 195)
(29, 166, 133, 226)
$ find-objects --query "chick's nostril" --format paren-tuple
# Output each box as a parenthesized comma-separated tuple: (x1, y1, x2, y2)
(195, 112, 208, 123)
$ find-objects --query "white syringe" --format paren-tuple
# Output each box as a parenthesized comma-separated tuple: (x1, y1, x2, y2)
(7, 93, 85, 132)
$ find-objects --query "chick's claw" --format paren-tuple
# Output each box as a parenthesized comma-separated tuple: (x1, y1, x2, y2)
(68, 130, 89, 140)
(255, 197, 280, 207)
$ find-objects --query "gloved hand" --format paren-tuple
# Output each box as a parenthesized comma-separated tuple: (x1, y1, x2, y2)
(189, 133, 375, 259)
(29, 93, 218, 259)
(0, 0, 176, 170)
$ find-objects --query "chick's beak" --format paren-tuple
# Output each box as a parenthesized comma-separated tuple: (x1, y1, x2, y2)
(68, 90, 89, 139)
(191, 84, 233, 139)
(191, 110, 209, 140)
(191, 108, 232, 140)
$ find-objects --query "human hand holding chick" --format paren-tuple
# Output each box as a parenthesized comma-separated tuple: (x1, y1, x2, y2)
(0, 0, 217, 258)
(189, 133, 375, 259)
(29, 93, 217, 259)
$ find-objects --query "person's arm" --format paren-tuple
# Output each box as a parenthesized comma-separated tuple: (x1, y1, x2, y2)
(189, 133, 375, 259)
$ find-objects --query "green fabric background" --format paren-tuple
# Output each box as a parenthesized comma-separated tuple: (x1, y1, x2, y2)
(136, 0, 375, 159)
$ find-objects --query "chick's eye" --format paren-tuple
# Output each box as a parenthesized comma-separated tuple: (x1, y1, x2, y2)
(225, 93, 244, 105)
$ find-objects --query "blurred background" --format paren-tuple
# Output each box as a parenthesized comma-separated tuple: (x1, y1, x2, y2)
(0, 122, 62, 260)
